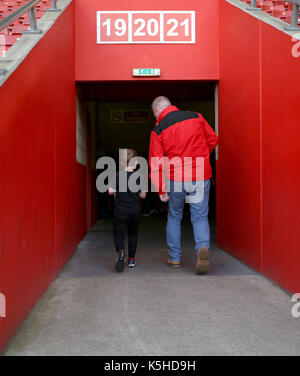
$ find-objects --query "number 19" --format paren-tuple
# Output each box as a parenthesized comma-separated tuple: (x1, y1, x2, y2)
(103, 18, 127, 37)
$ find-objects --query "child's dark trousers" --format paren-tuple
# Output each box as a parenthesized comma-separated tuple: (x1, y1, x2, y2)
(113, 210, 141, 258)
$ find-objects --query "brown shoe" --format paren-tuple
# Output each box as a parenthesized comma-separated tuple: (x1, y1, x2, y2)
(195, 247, 210, 275)
(167, 258, 181, 268)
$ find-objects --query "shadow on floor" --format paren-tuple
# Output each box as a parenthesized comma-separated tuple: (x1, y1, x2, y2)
(60, 217, 256, 279)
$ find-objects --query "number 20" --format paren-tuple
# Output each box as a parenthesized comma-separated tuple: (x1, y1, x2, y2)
(134, 18, 159, 37)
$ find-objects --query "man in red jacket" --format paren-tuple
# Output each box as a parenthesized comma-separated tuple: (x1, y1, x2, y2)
(149, 96, 218, 274)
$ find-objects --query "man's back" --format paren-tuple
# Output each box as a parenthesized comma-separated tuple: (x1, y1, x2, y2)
(149, 106, 218, 189)
(154, 110, 211, 160)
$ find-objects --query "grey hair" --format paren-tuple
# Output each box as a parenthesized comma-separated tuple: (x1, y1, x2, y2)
(152, 96, 171, 119)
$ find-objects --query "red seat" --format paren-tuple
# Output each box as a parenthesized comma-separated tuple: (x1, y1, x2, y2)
(238, 0, 300, 27)
(272, 5, 286, 18)
(7, 24, 28, 35)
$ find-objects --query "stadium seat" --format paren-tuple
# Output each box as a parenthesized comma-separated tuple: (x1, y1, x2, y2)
(0, 0, 53, 51)
(240, 0, 300, 25)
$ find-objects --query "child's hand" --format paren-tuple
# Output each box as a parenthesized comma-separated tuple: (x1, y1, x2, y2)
(108, 187, 116, 196)
(139, 192, 147, 199)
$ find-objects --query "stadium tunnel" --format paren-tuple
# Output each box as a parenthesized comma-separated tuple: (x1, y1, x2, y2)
(76, 80, 217, 227)
(1, 0, 300, 353)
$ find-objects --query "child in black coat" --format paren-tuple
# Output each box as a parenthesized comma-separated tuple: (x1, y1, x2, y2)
(108, 149, 147, 272)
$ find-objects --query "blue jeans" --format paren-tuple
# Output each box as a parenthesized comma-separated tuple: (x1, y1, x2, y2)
(166, 180, 211, 262)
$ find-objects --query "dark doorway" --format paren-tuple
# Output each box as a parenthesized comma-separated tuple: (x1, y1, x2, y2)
(77, 80, 217, 239)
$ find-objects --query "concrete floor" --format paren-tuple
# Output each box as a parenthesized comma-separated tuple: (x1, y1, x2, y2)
(3, 216, 300, 356)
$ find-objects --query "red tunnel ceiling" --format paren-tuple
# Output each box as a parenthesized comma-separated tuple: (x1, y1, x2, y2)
(75, 0, 219, 81)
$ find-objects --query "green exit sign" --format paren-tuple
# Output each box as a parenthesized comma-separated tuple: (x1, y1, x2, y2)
(132, 68, 161, 77)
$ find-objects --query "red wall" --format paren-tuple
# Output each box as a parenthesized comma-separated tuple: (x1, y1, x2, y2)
(217, 4, 261, 271)
(218, 0, 300, 293)
(75, 0, 219, 81)
(0, 2, 87, 351)
(261, 23, 300, 293)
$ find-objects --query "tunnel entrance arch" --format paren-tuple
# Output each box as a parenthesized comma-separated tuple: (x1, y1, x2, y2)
(76, 80, 218, 236)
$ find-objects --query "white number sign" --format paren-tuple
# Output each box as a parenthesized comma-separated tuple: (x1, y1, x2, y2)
(97, 11, 196, 44)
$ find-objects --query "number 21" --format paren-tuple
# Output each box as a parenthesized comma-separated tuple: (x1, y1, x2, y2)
(166, 18, 189, 37)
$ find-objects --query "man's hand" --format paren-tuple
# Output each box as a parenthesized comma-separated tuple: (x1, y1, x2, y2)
(159, 193, 169, 202)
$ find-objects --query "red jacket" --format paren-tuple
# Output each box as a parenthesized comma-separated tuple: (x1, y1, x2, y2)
(149, 106, 218, 194)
